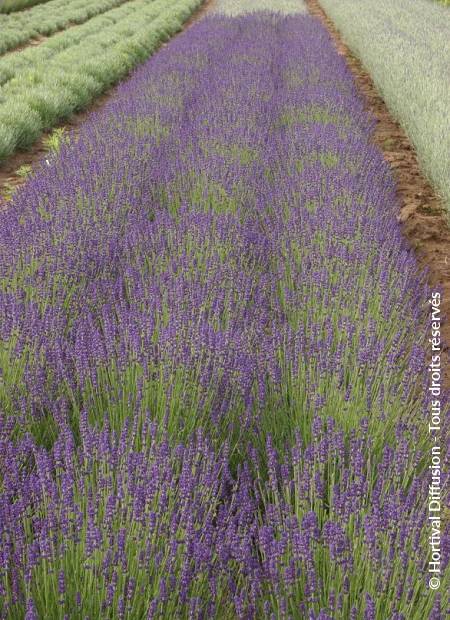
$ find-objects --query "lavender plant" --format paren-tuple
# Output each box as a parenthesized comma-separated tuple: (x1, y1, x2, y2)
(213, 0, 307, 14)
(0, 0, 50, 13)
(0, 417, 238, 618)
(0, 0, 204, 159)
(229, 419, 450, 618)
(0, 14, 430, 448)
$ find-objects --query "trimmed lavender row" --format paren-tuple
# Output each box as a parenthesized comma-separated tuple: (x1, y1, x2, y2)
(0, 12, 448, 618)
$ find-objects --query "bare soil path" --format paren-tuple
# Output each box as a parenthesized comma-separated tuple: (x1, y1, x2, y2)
(4, 34, 48, 57)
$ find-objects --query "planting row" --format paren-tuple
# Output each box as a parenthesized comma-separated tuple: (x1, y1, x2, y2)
(0, 0, 168, 86)
(1, 12, 447, 618)
(0, 0, 133, 55)
(0, 0, 50, 14)
(2, 414, 444, 618)
(0, 0, 203, 161)
(319, 0, 450, 216)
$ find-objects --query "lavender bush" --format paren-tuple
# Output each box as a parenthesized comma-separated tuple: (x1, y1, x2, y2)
(0, 0, 204, 160)
(0, 0, 50, 13)
(0, 417, 238, 618)
(0, 11, 448, 619)
(242, 420, 450, 618)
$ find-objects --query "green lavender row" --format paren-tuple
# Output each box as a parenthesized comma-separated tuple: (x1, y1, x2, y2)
(0, 0, 180, 85)
(0, 0, 50, 14)
(0, 0, 204, 161)
(0, 0, 133, 55)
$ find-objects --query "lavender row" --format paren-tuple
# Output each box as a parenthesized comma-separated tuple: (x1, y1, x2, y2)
(0, 15, 431, 448)
(0, 12, 448, 618)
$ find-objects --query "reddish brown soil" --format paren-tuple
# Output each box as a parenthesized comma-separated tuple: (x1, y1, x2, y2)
(0, 0, 215, 201)
(184, 0, 215, 26)
(306, 0, 450, 386)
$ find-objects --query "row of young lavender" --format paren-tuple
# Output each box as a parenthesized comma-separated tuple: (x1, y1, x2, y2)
(0, 13, 448, 619)
(0, 0, 204, 161)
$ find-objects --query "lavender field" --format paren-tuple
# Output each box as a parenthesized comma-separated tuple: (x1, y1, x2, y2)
(0, 7, 449, 620)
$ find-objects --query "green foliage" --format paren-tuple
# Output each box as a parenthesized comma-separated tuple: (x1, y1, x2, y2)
(0, 102, 43, 149)
(15, 164, 32, 177)
(0, 0, 50, 13)
(42, 126, 68, 152)
(213, 0, 307, 14)
(0, 0, 204, 161)
(0, 0, 131, 54)
(0, 179, 16, 201)
(0, 126, 16, 160)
